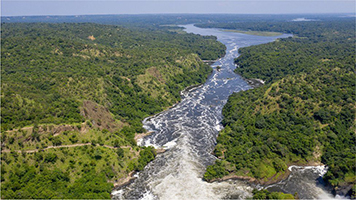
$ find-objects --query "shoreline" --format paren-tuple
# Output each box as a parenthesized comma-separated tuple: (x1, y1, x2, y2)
(208, 162, 325, 186)
(111, 134, 167, 195)
(207, 170, 290, 186)
(220, 29, 284, 37)
(111, 171, 138, 197)
(241, 76, 265, 88)
(206, 162, 356, 198)
(202, 59, 220, 65)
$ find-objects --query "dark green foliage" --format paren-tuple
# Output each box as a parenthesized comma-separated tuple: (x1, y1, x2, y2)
(207, 19, 355, 190)
(69, 134, 78, 144)
(44, 153, 58, 163)
(51, 136, 62, 146)
(252, 189, 295, 199)
(1, 166, 70, 199)
(136, 146, 156, 171)
(116, 147, 125, 158)
(68, 170, 112, 199)
(313, 109, 335, 124)
(1, 164, 112, 199)
(94, 149, 103, 160)
(204, 160, 228, 181)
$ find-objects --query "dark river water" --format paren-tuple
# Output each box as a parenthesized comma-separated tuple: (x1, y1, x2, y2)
(112, 24, 339, 200)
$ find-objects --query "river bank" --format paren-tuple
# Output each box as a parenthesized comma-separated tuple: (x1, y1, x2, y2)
(221, 29, 283, 37)
(241, 77, 265, 88)
(203, 59, 221, 65)
(209, 161, 326, 186)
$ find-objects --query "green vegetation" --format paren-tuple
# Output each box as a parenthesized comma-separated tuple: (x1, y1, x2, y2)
(1, 23, 225, 132)
(251, 189, 295, 199)
(2, 123, 131, 151)
(1, 22, 225, 199)
(233, 20, 355, 84)
(204, 160, 229, 181)
(221, 30, 282, 36)
(204, 19, 355, 195)
(0, 144, 147, 199)
(214, 68, 355, 183)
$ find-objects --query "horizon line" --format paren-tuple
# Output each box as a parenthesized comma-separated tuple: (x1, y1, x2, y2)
(2, 12, 355, 18)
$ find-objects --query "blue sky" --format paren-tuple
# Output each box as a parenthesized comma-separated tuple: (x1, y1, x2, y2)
(1, 0, 355, 16)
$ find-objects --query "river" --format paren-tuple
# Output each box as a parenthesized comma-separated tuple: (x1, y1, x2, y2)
(112, 24, 338, 200)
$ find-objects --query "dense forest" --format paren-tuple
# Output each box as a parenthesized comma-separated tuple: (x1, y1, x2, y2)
(202, 19, 356, 197)
(0, 22, 225, 198)
(1, 23, 225, 131)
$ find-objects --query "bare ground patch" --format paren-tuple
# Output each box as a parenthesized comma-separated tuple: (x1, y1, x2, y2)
(81, 100, 125, 132)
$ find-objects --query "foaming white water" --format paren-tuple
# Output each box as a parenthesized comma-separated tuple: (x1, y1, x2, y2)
(288, 165, 328, 176)
(162, 138, 178, 149)
(147, 136, 252, 200)
(214, 124, 224, 131)
(149, 138, 217, 200)
(266, 165, 338, 199)
(111, 189, 123, 196)
(335, 195, 349, 199)
(141, 138, 160, 149)
(140, 191, 156, 200)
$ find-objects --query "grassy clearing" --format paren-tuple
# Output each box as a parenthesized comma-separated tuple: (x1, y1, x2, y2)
(1, 123, 131, 151)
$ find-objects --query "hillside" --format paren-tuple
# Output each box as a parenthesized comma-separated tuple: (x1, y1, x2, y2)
(202, 19, 355, 197)
(0, 22, 225, 198)
(1, 23, 225, 131)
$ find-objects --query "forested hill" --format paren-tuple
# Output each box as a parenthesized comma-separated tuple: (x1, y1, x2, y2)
(0, 22, 225, 198)
(1, 23, 225, 131)
(202, 19, 356, 197)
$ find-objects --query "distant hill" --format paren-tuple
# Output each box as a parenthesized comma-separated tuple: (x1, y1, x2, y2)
(2, 13, 351, 26)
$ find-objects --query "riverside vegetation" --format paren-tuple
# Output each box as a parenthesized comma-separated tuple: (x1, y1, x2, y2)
(0, 22, 225, 198)
(202, 19, 356, 197)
